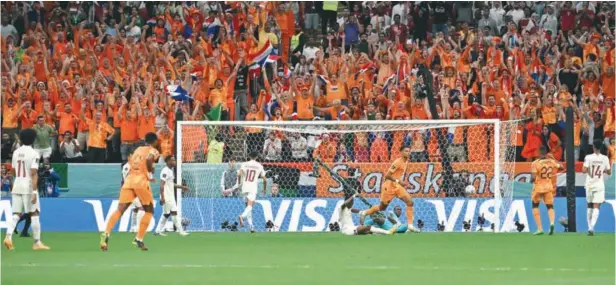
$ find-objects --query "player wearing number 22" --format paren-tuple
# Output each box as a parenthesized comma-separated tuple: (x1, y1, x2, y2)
(360, 145, 420, 233)
(100, 132, 160, 251)
(237, 151, 267, 233)
(582, 140, 612, 236)
(530, 146, 564, 236)
(4, 129, 50, 250)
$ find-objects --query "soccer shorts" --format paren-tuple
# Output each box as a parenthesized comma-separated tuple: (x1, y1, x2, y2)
(586, 187, 605, 204)
(36, 147, 52, 159)
(11, 193, 41, 214)
(242, 191, 257, 202)
(120, 183, 153, 206)
(531, 191, 554, 205)
(162, 193, 177, 214)
(380, 181, 410, 204)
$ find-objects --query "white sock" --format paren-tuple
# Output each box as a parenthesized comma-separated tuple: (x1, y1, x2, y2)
(155, 214, 168, 233)
(587, 208, 593, 230)
(136, 211, 145, 228)
(247, 212, 254, 230)
(31, 216, 41, 245)
(171, 215, 183, 232)
(5, 214, 20, 240)
(590, 208, 600, 231)
(130, 210, 139, 230)
(240, 205, 253, 219)
(369, 227, 389, 235)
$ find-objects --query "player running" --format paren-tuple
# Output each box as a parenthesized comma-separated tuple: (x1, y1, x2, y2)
(122, 162, 145, 233)
(530, 146, 564, 235)
(237, 151, 267, 233)
(101, 133, 159, 251)
(339, 193, 397, 236)
(583, 140, 612, 236)
(359, 145, 420, 233)
(3, 129, 50, 250)
(154, 155, 190, 236)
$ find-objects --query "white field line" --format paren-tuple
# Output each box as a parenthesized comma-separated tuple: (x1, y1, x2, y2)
(3, 263, 612, 273)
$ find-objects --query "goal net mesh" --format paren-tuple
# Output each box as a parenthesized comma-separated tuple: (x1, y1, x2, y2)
(177, 120, 519, 232)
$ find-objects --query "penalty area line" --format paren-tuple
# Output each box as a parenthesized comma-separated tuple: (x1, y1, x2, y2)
(5, 263, 612, 273)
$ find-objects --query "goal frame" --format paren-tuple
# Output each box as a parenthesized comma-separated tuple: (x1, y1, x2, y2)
(176, 119, 503, 232)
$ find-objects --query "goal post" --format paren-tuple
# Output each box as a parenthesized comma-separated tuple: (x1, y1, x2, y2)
(176, 119, 518, 233)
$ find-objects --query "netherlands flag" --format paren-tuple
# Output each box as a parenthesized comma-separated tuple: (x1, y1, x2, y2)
(337, 109, 347, 120)
(248, 40, 275, 72)
(382, 74, 396, 94)
(316, 74, 330, 85)
(263, 94, 280, 121)
(166, 85, 193, 101)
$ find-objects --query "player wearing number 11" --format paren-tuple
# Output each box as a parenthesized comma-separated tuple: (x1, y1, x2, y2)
(530, 146, 564, 236)
(237, 151, 267, 233)
(583, 140, 612, 236)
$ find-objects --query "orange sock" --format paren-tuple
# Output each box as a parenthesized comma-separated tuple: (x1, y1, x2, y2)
(406, 205, 414, 225)
(136, 212, 153, 241)
(547, 208, 555, 225)
(364, 205, 381, 216)
(105, 210, 123, 235)
(532, 207, 542, 231)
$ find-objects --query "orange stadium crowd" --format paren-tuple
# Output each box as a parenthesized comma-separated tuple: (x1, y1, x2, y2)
(1, 1, 615, 166)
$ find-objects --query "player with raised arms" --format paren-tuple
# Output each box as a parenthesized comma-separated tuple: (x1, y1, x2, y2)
(530, 145, 564, 235)
(237, 151, 267, 233)
(359, 145, 420, 233)
(100, 132, 159, 251)
(339, 193, 397, 236)
(3, 129, 50, 250)
(583, 140, 611, 236)
(154, 155, 190, 236)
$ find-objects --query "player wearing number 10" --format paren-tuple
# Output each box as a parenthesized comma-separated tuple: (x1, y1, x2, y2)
(583, 140, 612, 236)
(237, 151, 267, 233)
(530, 146, 564, 236)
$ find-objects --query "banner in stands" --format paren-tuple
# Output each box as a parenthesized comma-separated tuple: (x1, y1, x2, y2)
(0, 198, 613, 233)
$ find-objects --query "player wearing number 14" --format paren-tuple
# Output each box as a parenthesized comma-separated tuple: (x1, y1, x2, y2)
(237, 151, 267, 233)
(583, 140, 612, 236)
(530, 146, 564, 236)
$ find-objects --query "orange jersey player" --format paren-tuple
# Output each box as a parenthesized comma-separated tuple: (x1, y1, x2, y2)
(530, 145, 564, 236)
(359, 145, 420, 233)
(100, 132, 160, 251)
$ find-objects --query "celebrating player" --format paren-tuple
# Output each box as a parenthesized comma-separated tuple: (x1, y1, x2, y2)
(3, 129, 50, 250)
(359, 145, 420, 233)
(100, 132, 160, 251)
(583, 140, 612, 236)
(530, 146, 564, 235)
(122, 161, 145, 233)
(154, 155, 190, 236)
(237, 151, 267, 233)
(339, 193, 397, 236)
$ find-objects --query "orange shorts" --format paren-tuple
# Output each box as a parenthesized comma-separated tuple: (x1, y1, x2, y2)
(531, 191, 554, 205)
(380, 181, 410, 204)
(119, 180, 153, 206)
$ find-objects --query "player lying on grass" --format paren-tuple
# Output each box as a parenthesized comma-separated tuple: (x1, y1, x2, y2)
(339, 193, 398, 236)
(154, 155, 190, 236)
(359, 145, 420, 233)
(530, 145, 564, 235)
(583, 140, 611, 236)
(237, 151, 267, 233)
(353, 206, 408, 234)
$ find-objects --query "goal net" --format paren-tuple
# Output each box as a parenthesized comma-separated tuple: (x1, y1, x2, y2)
(176, 120, 519, 233)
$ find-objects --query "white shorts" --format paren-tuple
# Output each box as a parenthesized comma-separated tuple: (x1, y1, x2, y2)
(36, 147, 52, 159)
(12, 193, 41, 214)
(162, 193, 177, 214)
(341, 226, 357, 236)
(586, 188, 605, 204)
(242, 191, 257, 202)
(131, 198, 142, 209)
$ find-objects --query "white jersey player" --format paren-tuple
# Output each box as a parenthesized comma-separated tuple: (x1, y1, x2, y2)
(3, 129, 50, 250)
(237, 151, 267, 232)
(582, 140, 612, 236)
(338, 194, 396, 236)
(154, 156, 189, 236)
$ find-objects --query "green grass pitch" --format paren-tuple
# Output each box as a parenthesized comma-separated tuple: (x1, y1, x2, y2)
(2, 232, 614, 285)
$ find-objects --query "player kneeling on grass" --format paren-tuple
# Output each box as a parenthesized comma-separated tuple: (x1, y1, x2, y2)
(4, 129, 50, 250)
(237, 151, 267, 233)
(339, 193, 397, 236)
(154, 155, 190, 236)
(583, 140, 611, 236)
(530, 146, 564, 235)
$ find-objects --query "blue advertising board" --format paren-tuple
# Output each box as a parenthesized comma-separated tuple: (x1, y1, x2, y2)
(0, 198, 614, 233)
